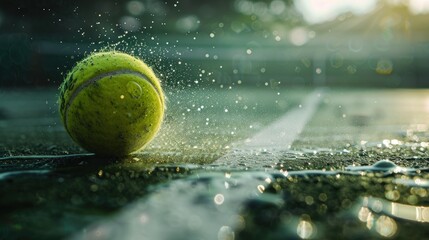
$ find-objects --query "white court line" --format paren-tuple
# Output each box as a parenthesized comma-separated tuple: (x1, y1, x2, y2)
(73, 89, 324, 240)
(242, 89, 323, 149)
(215, 89, 324, 166)
(0, 170, 50, 181)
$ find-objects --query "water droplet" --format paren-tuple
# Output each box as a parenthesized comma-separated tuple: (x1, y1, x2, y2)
(214, 194, 224, 205)
(376, 59, 393, 75)
(127, 81, 143, 99)
(218, 226, 234, 240)
(347, 65, 357, 74)
(372, 160, 396, 169)
(297, 220, 315, 239)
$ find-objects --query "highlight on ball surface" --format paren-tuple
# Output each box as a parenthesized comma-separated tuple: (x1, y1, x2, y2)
(58, 51, 165, 156)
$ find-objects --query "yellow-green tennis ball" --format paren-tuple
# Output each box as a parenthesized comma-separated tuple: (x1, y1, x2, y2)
(58, 51, 165, 156)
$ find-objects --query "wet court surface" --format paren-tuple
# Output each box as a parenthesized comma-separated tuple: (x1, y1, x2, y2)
(2, 88, 429, 239)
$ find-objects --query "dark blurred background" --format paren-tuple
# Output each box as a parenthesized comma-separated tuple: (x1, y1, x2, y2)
(0, 0, 428, 88)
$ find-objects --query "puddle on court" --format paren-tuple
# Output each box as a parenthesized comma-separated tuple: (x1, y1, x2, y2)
(2, 133, 429, 240)
(62, 159, 429, 240)
(2, 140, 429, 239)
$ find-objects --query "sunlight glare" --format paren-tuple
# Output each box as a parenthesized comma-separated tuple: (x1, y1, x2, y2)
(409, 0, 429, 14)
(294, 0, 377, 24)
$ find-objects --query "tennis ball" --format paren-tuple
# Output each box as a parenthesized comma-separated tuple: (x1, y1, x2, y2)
(58, 51, 165, 156)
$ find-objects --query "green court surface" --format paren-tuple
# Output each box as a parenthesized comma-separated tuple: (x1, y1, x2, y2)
(2, 88, 429, 239)
(2, 1, 429, 239)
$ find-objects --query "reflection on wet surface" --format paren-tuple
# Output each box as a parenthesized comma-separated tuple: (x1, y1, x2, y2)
(39, 159, 425, 240)
(2, 89, 429, 239)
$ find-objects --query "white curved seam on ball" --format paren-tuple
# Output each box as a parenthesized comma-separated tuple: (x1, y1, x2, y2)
(64, 69, 162, 133)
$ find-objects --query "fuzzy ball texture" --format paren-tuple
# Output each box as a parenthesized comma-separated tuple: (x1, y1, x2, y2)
(58, 51, 165, 156)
